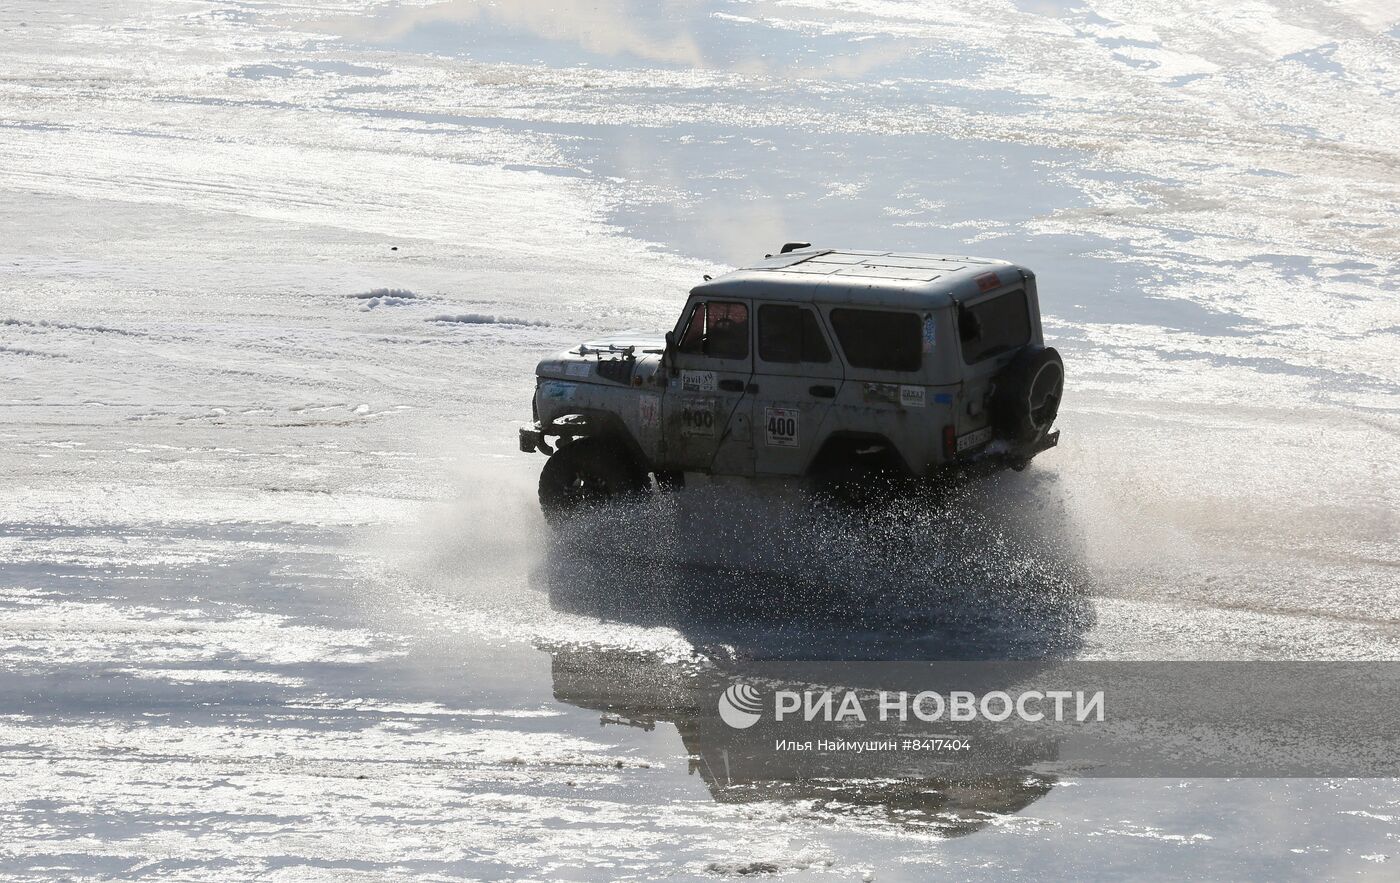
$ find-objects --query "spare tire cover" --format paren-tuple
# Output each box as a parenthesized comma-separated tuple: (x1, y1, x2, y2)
(991, 346, 1064, 444)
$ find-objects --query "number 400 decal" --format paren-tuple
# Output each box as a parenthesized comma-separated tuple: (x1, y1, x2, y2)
(763, 406, 799, 448)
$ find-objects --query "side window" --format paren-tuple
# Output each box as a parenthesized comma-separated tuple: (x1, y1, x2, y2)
(758, 304, 832, 364)
(829, 308, 921, 372)
(678, 301, 749, 360)
(959, 290, 1030, 363)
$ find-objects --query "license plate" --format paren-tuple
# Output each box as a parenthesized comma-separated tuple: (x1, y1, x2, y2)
(956, 426, 993, 452)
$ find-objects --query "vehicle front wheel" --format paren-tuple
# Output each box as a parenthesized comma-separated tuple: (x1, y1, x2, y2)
(537, 437, 647, 525)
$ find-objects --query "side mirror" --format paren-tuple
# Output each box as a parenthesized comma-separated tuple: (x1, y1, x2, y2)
(663, 331, 678, 377)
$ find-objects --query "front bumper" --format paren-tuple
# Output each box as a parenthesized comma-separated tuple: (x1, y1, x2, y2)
(519, 422, 550, 454)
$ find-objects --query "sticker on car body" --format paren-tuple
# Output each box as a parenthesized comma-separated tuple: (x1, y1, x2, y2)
(763, 406, 798, 447)
(638, 394, 660, 430)
(681, 370, 717, 393)
(680, 398, 716, 437)
(900, 386, 926, 408)
(565, 362, 592, 377)
(861, 382, 899, 405)
(541, 381, 576, 400)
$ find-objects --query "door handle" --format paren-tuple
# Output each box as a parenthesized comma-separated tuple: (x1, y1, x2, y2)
(718, 379, 745, 392)
(809, 384, 836, 398)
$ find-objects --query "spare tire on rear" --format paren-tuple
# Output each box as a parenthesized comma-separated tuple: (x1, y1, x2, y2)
(991, 346, 1064, 446)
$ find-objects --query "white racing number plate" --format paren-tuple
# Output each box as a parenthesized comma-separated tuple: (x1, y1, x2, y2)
(681, 398, 716, 437)
(956, 426, 994, 452)
(763, 406, 799, 447)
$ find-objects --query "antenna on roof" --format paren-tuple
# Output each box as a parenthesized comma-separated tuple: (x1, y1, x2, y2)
(779, 242, 812, 254)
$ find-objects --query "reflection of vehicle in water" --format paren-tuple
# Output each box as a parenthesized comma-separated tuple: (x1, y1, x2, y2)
(520, 245, 1065, 522)
(533, 431, 1090, 835)
(549, 645, 1057, 838)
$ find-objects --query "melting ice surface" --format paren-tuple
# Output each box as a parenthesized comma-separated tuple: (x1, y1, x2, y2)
(0, 0, 1398, 878)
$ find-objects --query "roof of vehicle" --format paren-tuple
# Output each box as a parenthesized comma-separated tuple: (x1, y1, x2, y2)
(690, 248, 1030, 309)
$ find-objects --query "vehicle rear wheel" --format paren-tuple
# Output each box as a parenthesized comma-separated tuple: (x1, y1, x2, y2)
(991, 346, 1063, 447)
(538, 437, 647, 524)
(653, 469, 685, 492)
(810, 441, 915, 509)
(815, 462, 912, 509)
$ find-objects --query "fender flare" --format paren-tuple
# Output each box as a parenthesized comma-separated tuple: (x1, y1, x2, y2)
(804, 431, 913, 478)
(542, 408, 652, 473)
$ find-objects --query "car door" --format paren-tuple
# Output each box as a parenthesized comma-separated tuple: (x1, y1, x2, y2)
(822, 305, 938, 472)
(750, 302, 843, 476)
(661, 297, 755, 475)
(954, 286, 1033, 448)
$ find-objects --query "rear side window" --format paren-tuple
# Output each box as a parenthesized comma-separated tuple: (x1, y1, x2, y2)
(758, 305, 832, 364)
(959, 290, 1030, 363)
(829, 309, 921, 372)
(678, 301, 749, 360)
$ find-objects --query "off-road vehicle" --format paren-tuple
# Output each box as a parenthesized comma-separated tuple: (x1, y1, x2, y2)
(520, 245, 1063, 521)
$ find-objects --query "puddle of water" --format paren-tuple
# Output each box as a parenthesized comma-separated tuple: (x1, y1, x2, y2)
(349, 0, 986, 81)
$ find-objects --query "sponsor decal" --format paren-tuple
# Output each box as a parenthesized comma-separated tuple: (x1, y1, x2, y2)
(861, 382, 900, 405)
(638, 394, 660, 430)
(680, 397, 716, 437)
(763, 406, 799, 447)
(565, 361, 591, 377)
(900, 385, 926, 408)
(933, 392, 953, 405)
(975, 271, 1001, 292)
(541, 381, 576, 400)
(922, 313, 937, 353)
(681, 370, 717, 393)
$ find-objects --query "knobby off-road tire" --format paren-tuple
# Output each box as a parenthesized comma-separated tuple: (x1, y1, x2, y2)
(991, 346, 1064, 448)
(538, 437, 648, 525)
(816, 461, 913, 510)
(810, 441, 919, 511)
